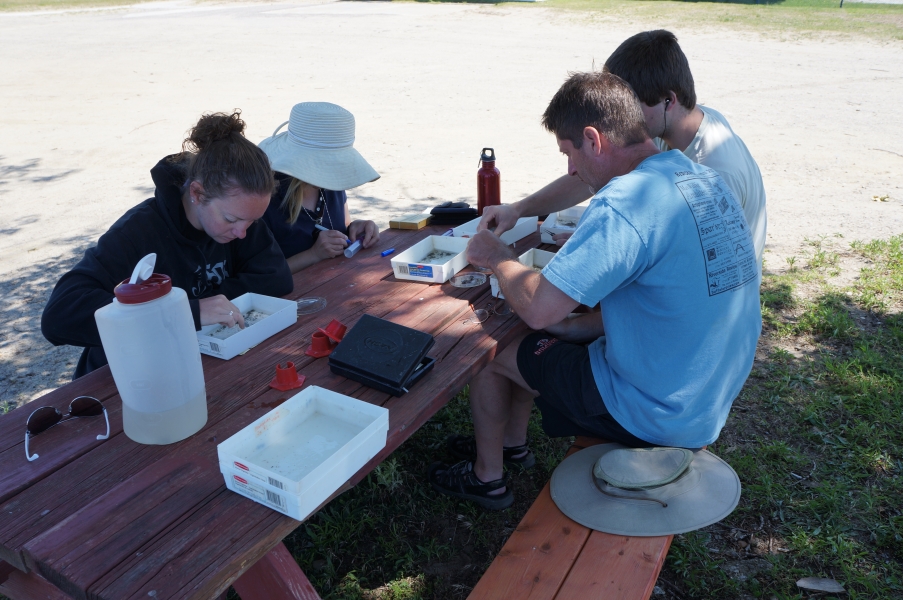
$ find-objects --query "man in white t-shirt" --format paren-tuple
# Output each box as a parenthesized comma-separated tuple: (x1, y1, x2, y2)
(481, 30, 767, 264)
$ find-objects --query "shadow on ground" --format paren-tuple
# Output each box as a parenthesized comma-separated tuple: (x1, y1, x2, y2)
(0, 235, 96, 413)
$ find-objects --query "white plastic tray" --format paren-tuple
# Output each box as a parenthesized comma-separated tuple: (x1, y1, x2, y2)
(218, 386, 389, 502)
(452, 215, 538, 246)
(540, 205, 587, 244)
(491, 248, 557, 299)
(197, 293, 297, 360)
(391, 235, 470, 283)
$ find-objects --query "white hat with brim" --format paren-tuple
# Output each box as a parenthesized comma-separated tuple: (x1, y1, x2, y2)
(259, 102, 380, 191)
(550, 443, 741, 537)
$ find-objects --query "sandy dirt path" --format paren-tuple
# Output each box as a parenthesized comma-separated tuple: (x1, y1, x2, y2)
(1, 0, 902, 405)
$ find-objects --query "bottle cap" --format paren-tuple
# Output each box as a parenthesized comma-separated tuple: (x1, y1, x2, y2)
(114, 274, 173, 304)
(480, 148, 496, 164)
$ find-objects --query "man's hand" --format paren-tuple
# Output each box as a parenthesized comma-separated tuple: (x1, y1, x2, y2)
(466, 229, 516, 269)
(311, 229, 348, 260)
(348, 220, 380, 248)
(552, 231, 574, 246)
(199, 295, 245, 328)
(478, 204, 519, 236)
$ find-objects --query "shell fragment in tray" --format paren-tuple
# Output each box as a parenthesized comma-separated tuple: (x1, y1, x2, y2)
(391, 235, 470, 283)
(218, 386, 389, 520)
(197, 293, 297, 360)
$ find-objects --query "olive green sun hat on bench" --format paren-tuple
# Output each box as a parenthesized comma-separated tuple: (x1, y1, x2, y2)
(550, 444, 741, 536)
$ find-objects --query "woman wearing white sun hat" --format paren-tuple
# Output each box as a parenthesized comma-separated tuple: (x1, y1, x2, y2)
(259, 102, 381, 273)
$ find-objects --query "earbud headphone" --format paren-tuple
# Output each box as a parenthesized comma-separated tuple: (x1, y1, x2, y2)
(664, 98, 671, 108)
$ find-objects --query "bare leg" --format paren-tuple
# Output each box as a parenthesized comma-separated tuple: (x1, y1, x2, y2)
(469, 333, 538, 486)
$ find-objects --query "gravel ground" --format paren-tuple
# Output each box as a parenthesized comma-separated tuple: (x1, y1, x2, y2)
(1, 0, 902, 409)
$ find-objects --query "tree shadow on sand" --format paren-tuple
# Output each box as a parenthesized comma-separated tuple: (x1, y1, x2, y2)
(0, 236, 97, 413)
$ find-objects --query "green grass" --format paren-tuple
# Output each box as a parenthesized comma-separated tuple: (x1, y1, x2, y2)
(233, 235, 903, 599)
(660, 234, 903, 598)
(416, 0, 903, 42)
(0, 0, 140, 11)
(5, 0, 903, 44)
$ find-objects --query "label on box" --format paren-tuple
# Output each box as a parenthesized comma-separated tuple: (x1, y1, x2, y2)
(407, 264, 434, 278)
(230, 474, 287, 511)
(230, 460, 286, 489)
(197, 340, 223, 357)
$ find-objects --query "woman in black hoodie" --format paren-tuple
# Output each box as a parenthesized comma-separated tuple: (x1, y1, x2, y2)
(42, 111, 294, 378)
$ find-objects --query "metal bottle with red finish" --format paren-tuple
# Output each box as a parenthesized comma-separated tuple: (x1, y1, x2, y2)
(477, 148, 500, 216)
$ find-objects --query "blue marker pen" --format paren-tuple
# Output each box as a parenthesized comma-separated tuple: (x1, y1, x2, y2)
(380, 248, 395, 257)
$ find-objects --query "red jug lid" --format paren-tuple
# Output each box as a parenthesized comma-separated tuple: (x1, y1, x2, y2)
(114, 274, 173, 304)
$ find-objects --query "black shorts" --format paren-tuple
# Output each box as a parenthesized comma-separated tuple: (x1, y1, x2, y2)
(516, 331, 652, 448)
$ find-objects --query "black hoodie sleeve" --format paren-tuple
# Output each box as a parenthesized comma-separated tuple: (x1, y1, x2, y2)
(41, 220, 147, 350)
(218, 220, 294, 300)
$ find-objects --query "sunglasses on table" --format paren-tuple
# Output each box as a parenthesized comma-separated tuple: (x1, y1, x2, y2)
(25, 396, 110, 462)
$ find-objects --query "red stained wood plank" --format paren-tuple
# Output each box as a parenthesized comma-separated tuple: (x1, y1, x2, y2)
(23, 456, 218, 597)
(0, 561, 74, 600)
(232, 542, 320, 600)
(92, 490, 289, 600)
(469, 437, 671, 600)
(554, 533, 671, 600)
(468, 484, 590, 600)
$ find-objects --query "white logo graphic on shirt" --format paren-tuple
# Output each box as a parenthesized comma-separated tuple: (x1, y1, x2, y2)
(677, 171, 757, 297)
(191, 260, 230, 297)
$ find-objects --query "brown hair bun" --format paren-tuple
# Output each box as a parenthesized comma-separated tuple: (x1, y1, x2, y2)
(180, 110, 275, 201)
(183, 110, 246, 153)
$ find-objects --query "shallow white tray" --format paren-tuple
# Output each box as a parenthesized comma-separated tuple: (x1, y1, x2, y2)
(540, 205, 587, 244)
(217, 386, 389, 499)
(452, 215, 538, 246)
(391, 235, 470, 284)
(491, 248, 557, 299)
(197, 293, 296, 360)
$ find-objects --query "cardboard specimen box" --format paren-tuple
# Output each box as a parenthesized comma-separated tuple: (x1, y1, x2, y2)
(391, 235, 469, 283)
(491, 248, 557, 299)
(218, 386, 389, 520)
(541, 205, 588, 244)
(452, 215, 538, 245)
(197, 293, 297, 360)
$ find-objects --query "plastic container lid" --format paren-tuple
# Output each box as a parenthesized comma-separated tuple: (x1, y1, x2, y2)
(114, 274, 173, 304)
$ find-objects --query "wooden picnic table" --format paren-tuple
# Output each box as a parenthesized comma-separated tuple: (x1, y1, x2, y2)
(0, 224, 542, 600)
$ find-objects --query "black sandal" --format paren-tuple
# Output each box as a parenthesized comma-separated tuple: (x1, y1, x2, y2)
(428, 460, 514, 510)
(446, 434, 536, 470)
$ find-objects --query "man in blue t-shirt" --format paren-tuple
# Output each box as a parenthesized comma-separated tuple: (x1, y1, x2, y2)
(429, 72, 761, 510)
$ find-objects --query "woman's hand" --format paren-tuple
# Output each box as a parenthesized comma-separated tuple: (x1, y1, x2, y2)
(312, 229, 349, 260)
(199, 295, 245, 328)
(348, 220, 380, 248)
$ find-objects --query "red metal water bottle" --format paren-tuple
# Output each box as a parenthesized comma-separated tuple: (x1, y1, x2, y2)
(477, 148, 500, 216)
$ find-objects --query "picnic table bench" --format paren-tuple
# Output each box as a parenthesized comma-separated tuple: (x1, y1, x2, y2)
(468, 437, 672, 600)
(0, 224, 534, 600)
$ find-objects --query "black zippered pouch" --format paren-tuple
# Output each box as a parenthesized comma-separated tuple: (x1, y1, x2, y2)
(328, 315, 436, 397)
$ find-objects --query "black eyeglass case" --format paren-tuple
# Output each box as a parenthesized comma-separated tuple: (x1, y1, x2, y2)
(328, 315, 436, 397)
